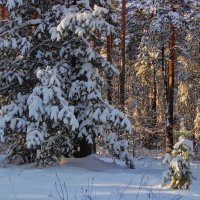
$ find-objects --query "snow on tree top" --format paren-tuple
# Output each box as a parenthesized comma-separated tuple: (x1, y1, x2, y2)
(174, 137, 194, 153)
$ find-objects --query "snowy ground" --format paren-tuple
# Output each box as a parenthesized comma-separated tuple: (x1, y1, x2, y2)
(0, 154, 200, 200)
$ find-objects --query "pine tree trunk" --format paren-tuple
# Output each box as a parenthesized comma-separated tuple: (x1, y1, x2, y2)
(161, 35, 168, 150)
(162, 39, 168, 102)
(1, 5, 8, 21)
(151, 63, 157, 126)
(151, 0, 157, 128)
(166, 2, 176, 149)
(151, 0, 156, 127)
(119, 0, 126, 111)
(149, 0, 157, 149)
(78, 138, 93, 157)
(107, 34, 113, 104)
(152, 66, 157, 125)
(31, 13, 40, 31)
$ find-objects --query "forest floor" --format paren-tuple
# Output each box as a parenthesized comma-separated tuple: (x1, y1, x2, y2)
(0, 153, 200, 200)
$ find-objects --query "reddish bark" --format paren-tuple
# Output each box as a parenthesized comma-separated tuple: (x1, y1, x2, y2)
(1, 5, 8, 21)
(31, 13, 40, 30)
(151, 0, 157, 128)
(119, 0, 126, 111)
(166, 1, 176, 149)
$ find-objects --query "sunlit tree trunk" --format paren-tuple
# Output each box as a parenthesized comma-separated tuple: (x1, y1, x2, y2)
(120, 0, 126, 111)
(151, 0, 157, 129)
(161, 33, 168, 149)
(1, 5, 8, 21)
(31, 13, 40, 30)
(166, 1, 176, 150)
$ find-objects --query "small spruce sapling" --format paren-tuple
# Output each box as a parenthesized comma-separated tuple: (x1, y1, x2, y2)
(162, 119, 194, 189)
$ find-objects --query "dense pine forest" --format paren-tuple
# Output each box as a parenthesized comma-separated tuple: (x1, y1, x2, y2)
(0, 0, 200, 198)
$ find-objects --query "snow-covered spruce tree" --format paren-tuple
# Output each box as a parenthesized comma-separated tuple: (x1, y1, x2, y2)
(0, 0, 134, 167)
(162, 121, 194, 189)
(174, 118, 192, 139)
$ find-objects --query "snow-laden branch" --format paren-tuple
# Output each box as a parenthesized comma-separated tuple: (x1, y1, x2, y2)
(0, 19, 42, 37)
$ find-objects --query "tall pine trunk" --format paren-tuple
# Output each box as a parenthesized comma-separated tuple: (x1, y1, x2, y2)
(148, 0, 157, 149)
(151, 0, 157, 128)
(166, 2, 176, 150)
(120, 0, 126, 111)
(161, 34, 168, 150)
(1, 5, 8, 21)
(152, 66, 157, 126)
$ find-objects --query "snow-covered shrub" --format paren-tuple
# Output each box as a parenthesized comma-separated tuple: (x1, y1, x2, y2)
(162, 137, 193, 189)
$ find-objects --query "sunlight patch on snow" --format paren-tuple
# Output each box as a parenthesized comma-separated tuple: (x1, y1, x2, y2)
(8, 194, 47, 199)
(192, 194, 200, 197)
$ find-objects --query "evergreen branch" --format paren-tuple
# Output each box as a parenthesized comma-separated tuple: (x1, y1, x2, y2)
(0, 19, 42, 37)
